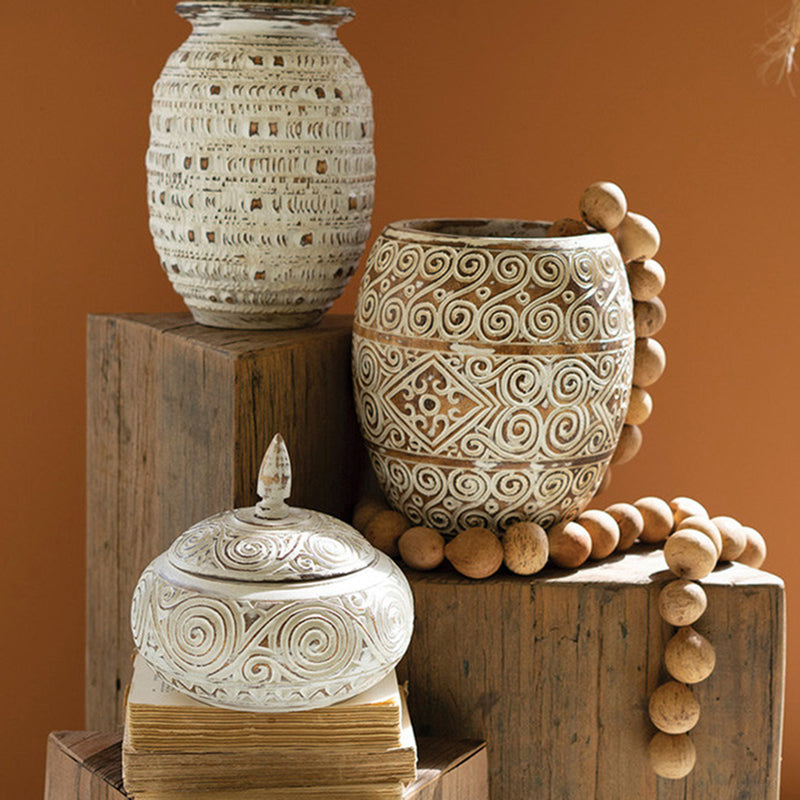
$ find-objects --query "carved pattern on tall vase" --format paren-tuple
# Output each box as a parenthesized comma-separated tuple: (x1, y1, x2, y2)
(147, 3, 375, 329)
(352, 220, 635, 535)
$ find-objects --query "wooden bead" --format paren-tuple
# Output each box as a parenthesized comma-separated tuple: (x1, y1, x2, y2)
(648, 681, 700, 734)
(605, 502, 644, 551)
(445, 526, 504, 579)
(578, 509, 620, 560)
(593, 466, 612, 498)
(547, 217, 588, 237)
(579, 181, 628, 231)
(676, 516, 722, 558)
(665, 627, 716, 684)
(353, 496, 389, 532)
(363, 510, 410, 558)
(633, 337, 666, 387)
(664, 529, 717, 580)
(738, 526, 767, 568)
(627, 259, 665, 302)
(669, 497, 707, 525)
(548, 521, 592, 569)
(634, 297, 667, 337)
(503, 521, 549, 575)
(658, 579, 708, 627)
(649, 732, 696, 779)
(611, 424, 642, 465)
(617, 211, 661, 262)
(710, 515, 747, 561)
(625, 386, 652, 425)
(634, 496, 674, 543)
(398, 526, 445, 571)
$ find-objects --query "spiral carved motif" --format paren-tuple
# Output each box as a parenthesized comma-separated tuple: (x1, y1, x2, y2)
(132, 554, 414, 711)
(147, 5, 375, 329)
(168, 510, 375, 581)
(353, 221, 635, 534)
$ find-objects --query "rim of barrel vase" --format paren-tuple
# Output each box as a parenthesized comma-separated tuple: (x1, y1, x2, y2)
(176, 2, 354, 25)
(382, 218, 616, 251)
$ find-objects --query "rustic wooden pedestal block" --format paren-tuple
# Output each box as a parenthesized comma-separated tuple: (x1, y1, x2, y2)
(86, 313, 785, 799)
(400, 548, 785, 800)
(45, 732, 488, 800)
(86, 313, 365, 730)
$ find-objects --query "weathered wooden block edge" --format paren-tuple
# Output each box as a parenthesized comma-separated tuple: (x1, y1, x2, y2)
(44, 731, 488, 800)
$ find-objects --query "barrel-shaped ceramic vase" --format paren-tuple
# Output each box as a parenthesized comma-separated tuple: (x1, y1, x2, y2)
(352, 219, 635, 535)
(147, 3, 375, 329)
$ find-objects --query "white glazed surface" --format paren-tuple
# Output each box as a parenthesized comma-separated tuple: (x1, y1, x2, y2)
(131, 551, 414, 711)
(352, 219, 635, 535)
(147, 3, 375, 329)
(168, 508, 375, 582)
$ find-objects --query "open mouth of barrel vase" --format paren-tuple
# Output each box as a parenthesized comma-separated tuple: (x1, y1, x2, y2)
(352, 218, 635, 535)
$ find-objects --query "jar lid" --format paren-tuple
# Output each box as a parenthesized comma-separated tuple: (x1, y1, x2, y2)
(167, 434, 375, 582)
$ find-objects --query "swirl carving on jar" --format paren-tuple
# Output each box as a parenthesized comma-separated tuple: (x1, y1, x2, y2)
(353, 219, 635, 534)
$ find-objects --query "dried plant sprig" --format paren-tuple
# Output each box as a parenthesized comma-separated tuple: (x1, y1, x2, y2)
(761, 0, 800, 87)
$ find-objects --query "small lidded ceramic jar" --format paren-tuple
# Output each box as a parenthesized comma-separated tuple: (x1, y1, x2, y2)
(131, 434, 414, 712)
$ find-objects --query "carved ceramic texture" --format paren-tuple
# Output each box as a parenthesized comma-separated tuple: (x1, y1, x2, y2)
(352, 224, 635, 534)
(132, 553, 414, 711)
(169, 510, 375, 581)
(147, 5, 375, 329)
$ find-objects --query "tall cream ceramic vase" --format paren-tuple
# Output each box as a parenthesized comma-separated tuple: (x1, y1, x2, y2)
(147, 3, 375, 329)
(352, 219, 635, 535)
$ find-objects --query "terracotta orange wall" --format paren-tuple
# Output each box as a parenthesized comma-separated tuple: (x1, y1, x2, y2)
(2, 0, 798, 796)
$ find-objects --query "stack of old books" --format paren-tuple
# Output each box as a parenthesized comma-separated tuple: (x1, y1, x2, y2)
(122, 656, 417, 800)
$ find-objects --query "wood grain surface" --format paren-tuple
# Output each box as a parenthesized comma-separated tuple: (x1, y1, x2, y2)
(400, 547, 785, 800)
(86, 313, 365, 729)
(44, 732, 488, 800)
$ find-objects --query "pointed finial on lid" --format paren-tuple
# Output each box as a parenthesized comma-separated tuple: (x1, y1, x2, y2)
(255, 434, 292, 520)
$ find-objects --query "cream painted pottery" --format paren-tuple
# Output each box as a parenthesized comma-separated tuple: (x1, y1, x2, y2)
(352, 219, 635, 535)
(147, 3, 375, 329)
(131, 435, 413, 711)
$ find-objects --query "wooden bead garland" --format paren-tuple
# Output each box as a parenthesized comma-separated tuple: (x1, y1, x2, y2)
(627, 259, 665, 301)
(644, 496, 765, 781)
(547, 520, 593, 569)
(633, 297, 667, 338)
(739, 526, 767, 568)
(574, 182, 668, 497)
(444, 526, 504, 579)
(648, 680, 700, 734)
(664, 530, 717, 580)
(353, 486, 769, 784)
(658, 579, 707, 627)
(625, 386, 652, 425)
(579, 180, 628, 230)
(664, 627, 716, 684)
(362, 509, 409, 558)
(605, 502, 644, 551)
(634, 496, 674, 543)
(711, 515, 747, 561)
(632, 338, 666, 387)
(669, 496, 708, 524)
(617, 212, 661, 262)
(649, 732, 697, 779)
(352, 495, 390, 533)
(675, 516, 722, 558)
(353, 497, 767, 583)
(610, 423, 642, 466)
(398, 526, 446, 571)
(503, 521, 549, 575)
(577, 509, 620, 560)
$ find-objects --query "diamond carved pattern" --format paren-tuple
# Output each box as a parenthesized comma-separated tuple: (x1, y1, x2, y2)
(383, 356, 492, 452)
